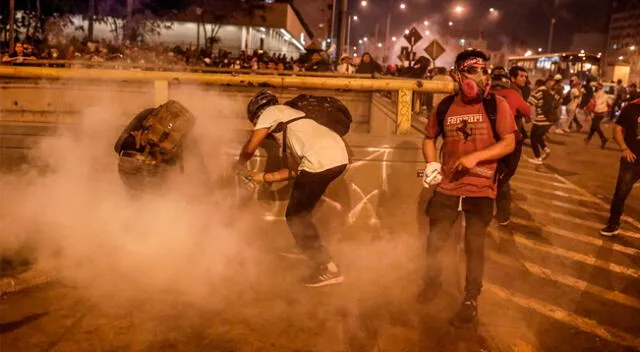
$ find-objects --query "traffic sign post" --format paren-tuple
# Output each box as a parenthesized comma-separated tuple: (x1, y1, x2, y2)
(424, 39, 446, 67)
(402, 26, 423, 67)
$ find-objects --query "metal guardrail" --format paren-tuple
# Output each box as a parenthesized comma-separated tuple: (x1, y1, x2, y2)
(0, 64, 454, 135)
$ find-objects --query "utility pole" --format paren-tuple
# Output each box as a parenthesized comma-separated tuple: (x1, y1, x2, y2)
(9, 0, 15, 50)
(88, 0, 95, 41)
(337, 0, 348, 58)
(546, 0, 558, 53)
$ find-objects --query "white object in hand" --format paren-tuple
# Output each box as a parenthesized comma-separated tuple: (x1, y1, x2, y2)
(423, 162, 443, 188)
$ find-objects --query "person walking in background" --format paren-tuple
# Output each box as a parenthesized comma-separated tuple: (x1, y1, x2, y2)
(567, 78, 583, 132)
(528, 77, 560, 164)
(490, 67, 531, 225)
(585, 82, 610, 149)
(600, 97, 640, 236)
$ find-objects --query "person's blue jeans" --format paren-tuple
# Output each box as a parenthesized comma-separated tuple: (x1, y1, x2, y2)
(423, 192, 494, 300)
(607, 158, 640, 227)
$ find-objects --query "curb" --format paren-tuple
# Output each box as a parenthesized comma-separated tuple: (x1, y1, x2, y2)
(1, 265, 56, 295)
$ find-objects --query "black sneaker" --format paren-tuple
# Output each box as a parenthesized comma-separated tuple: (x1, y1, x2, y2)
(278, 247, 307, 260)
(450, 299, 478, 327)
(301, 265, 344, 287)
(600, 224, 620, 237)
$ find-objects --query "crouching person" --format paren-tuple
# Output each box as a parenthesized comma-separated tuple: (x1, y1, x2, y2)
(236, 90, 350, 287)
(114, 100, 196, 193)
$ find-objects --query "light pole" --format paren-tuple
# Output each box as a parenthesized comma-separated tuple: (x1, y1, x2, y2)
(384, 2, 407, 64)
(547, 0, 559, 52)
(347, 15, 358, 56)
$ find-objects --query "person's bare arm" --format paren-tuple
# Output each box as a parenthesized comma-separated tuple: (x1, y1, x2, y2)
(237, 128, 270, 165)
(422, 138, 438, 163)
(614, 125, 637, 162)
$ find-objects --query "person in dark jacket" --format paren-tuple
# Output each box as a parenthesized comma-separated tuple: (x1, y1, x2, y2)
(527, 77, 560, 164)
(356, 52, 383, 74)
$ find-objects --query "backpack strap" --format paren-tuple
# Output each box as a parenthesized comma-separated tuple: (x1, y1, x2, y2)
(435, 94, 457, 138)
(482, 93, 500, 143)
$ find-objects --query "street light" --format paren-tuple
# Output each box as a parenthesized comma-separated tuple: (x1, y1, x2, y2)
(353, 15, 358, 21)
(538, 48, 543, 52)
(399, 3, 406, 9)
(392, 36, 397, 41)
(377, 43, 382, 48)
(631, 45, 637, 51)
(489, 7, 495, 12)
(404, 29, 410, 34)
(423, 20, 429, 25)
(360, 0, 367, 6)
(454, 5, 464, 14)
(425, 30, 430, 35)
(449, 21, 454, 26)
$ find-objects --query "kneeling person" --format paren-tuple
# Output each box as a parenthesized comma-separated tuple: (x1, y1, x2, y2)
(237, 90, 350, 287)
(114, 100, 196, 192)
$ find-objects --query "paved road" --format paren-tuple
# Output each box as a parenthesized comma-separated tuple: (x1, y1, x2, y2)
(1, 128, 639, 352)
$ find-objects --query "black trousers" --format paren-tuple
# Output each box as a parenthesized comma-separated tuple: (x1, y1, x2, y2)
(607, 158, 640, 227)
(496, 141, 523, 221)
(530, 124, 552, 158)
(285, 164, 347, 266)
(587, 114, 606, 142)
(424, 192, 494, 300)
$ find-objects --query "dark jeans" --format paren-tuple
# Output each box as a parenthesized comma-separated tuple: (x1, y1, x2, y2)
(424, 192, 494, 300)
(530, 124, 552, 158)
(285, 164, 347, 266)
(607, 158, 640, 227)
(496, 141, 523, 221)
(587, 114, 606, 142)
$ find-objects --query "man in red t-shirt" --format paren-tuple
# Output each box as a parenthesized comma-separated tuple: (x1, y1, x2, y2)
(490, 66, 531, 225)
(417, 49, 517, 327)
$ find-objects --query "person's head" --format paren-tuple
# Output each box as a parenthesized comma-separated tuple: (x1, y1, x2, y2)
(534, 79, 545, 88)
(490, 66, 510, 88)
(340, 55, 351, 64)
(453, 49, 490, 102)
(14, 42, 24, 55)
(311, 52, 323, 62)
(508, 66, 528, 88)
(267, 61, 276, 70)
(276, 62, 285, 71)
(361, 52, 372, 63)
(596, 82, 604, 91)
(617, 79, 623, 85)
(247, 90, 278, 125)
(544, 76, 555, 89)
(554, 74, 563, 82)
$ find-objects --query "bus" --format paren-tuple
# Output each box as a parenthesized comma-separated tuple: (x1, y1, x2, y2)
(507, 51, 602, 82)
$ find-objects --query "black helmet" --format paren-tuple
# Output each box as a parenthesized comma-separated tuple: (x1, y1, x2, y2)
(247, 90, 278, 124)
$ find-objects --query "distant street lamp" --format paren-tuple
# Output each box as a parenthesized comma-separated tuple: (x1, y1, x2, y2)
(631, 45, 637, 51)
(425, 30, 430, 35)
(423, 20, 429, 25)
(404, 29, 410, 34)
(377, 43, 383, 48)
(538, 48, 543, 52)
(449, 21, 454, 27)
(489, 8, 495, 12)
(454, 5, 464, 14)
(399, 3, 406, 9)
(392, 36, 397, 41)
(360, 0, 367, 6)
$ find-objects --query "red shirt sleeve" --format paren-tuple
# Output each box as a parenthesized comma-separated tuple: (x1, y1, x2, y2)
(512, 90, 532, 117)
(495, 96, 518, 137)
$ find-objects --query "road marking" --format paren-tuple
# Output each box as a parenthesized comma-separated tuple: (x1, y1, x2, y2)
(512, 174, 576, 190)
(485, 282, 640, 349)
(488, 251, 640, 310)
(516, 168, 559, 179)
(511, 181, 598, 203)
(490, 230, 640, 278)
(516, 194, 611, 218)
(521, 206, 640, 240)
(551, 173, 640, 232)
(510, 217, 640, 257)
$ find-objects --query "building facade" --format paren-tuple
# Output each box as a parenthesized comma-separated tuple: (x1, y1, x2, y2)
(66, 3, 311, 59)
(605, 0, 640, 84)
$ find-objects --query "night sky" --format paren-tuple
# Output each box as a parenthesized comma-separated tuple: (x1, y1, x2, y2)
(349, 0, 612, 52)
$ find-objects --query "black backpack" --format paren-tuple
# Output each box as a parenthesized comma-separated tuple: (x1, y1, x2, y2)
(283, 94, 352, 136)
(435, 93, 513, 182)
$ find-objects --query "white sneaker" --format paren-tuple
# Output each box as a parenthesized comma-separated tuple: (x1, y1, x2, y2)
(528, 157, 543, 165)
(542, 148, 551, 160)
(554, 129, 565, 134)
